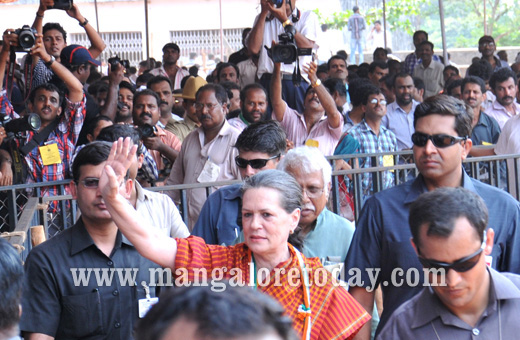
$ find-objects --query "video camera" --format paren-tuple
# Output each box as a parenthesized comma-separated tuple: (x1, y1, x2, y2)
(108, 56, 131, 70)
(0, 113, 41, 135)
(270, 0, 283, 7)
(269, 25, 312, 64)
(13, 25, 37, 52)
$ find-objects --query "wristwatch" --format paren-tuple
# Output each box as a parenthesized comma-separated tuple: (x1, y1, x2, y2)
(45, 56, 55, 68)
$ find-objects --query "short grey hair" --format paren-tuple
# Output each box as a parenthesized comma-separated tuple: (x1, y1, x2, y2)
(242, 170, 302, 214)
(277, 146, 332, 188)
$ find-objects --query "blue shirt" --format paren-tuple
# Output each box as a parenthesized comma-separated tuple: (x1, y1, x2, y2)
(349, 120, 397, 201)
(471, 111, 501, 146)
(303, 207, 355, 262)
(192, 183, 242, 246)
(345, 171, 520, 336)
(382, 100, 419, 150)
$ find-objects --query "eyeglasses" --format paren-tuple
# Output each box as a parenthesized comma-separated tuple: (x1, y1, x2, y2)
(79, 177, 100, 188)
(370, 98, 387, 106)
(418, 236, 486, 273)
(235, 154, 280, 169)
(303, 186, 325, 199)
(411, 132, 467, 148)
(479, 42, 495, 48)
(195, 103, 221, 111)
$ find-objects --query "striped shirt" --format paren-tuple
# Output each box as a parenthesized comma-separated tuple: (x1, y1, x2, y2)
(349, 120, 397, 201)
(175, 236, 371, 340)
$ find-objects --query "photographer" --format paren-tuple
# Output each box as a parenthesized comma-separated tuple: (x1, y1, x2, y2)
(0, 30, 85, 234)
(30, 0, 106, 89)
(132, 89, 181, 178)
(247, 0, 318, 115)
(271, 57, 343, 156)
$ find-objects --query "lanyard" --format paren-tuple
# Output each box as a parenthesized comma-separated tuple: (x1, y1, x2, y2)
(249, 244, 312, 340)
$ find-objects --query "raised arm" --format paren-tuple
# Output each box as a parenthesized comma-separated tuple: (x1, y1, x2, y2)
(30, 34, 83, 102)
(303, 61, 342, 128)
(66, 4, 106, 58)
(99, 137, 177, 269)
(100, 64, 124, 120)
(270, 60, 287, 121)
(246, 0, 270, 55)
(0, 30, 16, 89)
(31, 0, 53, 66)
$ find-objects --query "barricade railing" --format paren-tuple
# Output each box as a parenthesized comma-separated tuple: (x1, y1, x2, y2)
(2, 152, 519, 255)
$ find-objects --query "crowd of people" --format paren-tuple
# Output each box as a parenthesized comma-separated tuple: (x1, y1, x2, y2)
(1, 0, 520, 339)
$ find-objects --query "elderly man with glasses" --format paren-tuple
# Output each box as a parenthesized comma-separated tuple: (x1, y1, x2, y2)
(165, 84, 240, 230)
(345, 94, 520, 340)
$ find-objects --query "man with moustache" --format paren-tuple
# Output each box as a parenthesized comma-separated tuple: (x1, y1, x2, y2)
(461, 76, 500, 148)
(346, 95, 520, 339)
(165, 84, 240, 230)
(485, 68, 520, 129)
(132, 89, 181, 176)
(228, 83, 268, 132)
(382, 73, 419, 150)
(147, 76, 179, 130)
(116, 81, 135, 124)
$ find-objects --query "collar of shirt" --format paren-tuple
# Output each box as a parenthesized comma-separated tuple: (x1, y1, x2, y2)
(197, 119, 236, 145)
(135, 180, 149, 203)
(491, 100, 520, 114)
(69, 218, 131, 256)
(155, 125, 167, 137)
(404, 170, 473, 205)
(411, 267, 520, 329)
(183, 114, 200, 129)
(222, 183, 243, 201)
(477, 110, 490, 127)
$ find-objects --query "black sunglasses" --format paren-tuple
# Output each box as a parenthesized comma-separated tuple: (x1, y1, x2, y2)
(411, 132, 467, 148)
(417, 239, 485, 273)
(235, 154, 280, 169)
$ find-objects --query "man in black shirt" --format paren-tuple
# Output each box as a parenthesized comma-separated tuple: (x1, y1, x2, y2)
(20, 142, 160, 340)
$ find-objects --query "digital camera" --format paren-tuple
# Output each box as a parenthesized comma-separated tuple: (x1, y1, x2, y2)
(14, 25, 37, 52)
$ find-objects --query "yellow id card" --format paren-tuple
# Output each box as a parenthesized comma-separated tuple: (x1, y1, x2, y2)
(383, 155, 394, 172)
(39, 143, 62, 166)
(305, 139, 319, 148)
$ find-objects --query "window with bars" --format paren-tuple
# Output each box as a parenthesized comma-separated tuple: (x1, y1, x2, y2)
(70, 31, 144, 67)
(170, 28, 246, 60)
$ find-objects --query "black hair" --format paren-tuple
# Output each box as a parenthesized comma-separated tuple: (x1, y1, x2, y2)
(361, 84, 382, 105)
(240, 83, 268, 104)
(119, 80, 136, 94)
(87, 80, 109, 97)
(147, 76, 173, 91)
(235, 120, 286, 156)
(467, 59, 493, 82)
(418, 40, 434, 51)
(323, 77, 347, 97)
(133, 89, 160, 107)
(96, 124, 143, 155)
(42, 22, 67, 43)
(29, 83, 64, 107)
(136, 73, 155, 86)
(446, 78, 463, 96)
(135, 285, 298, 340)
(414, 95, 473, 138)
(413, 30, 428, 42)
(72, 141, 112, 182)
(327, 55, 347, 70)
(392, 72, 412, 88)
(379, 74, 395, 90)
(0, 238, 23, 331)
(220, 81, 241, 102)
(443, 65, 459, 77)
(84, 115, 113, 138)
(373, 47, 387, 58)
(348, 78, 373, 107)
(368, 61, 389, 74)
(196, 84, 228, 105)
(216, 63, 240, 82)
(409, 187, 488, 248)
(461, 76, 486, 94)
(413, 76, 425, 91)
(489, 67, 518, 91)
